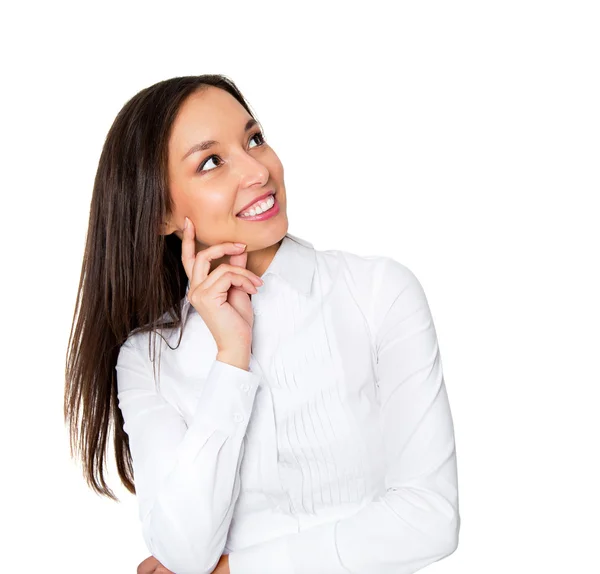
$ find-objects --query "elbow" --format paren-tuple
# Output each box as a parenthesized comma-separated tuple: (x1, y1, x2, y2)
(432, 508, 461, 561)
(142, 509, 225, 574)
(145, 534, 222, 574)
(421, 483, 461, 560)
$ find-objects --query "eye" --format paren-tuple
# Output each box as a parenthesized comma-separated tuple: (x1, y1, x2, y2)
(196, 154, 222, 174)
(195, 131, 266, 174)
(248, 131, 265, 149)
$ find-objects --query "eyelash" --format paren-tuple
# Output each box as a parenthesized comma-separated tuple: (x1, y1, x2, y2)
(195, 131, 266, 174)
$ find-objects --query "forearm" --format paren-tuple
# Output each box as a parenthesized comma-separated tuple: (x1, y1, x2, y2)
(117, 342, 260, 574)
(142, 361, 257, 572)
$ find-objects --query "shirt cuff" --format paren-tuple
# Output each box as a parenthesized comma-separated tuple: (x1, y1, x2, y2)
(228, 520, 349, 574)
(190, 358, 261, 436)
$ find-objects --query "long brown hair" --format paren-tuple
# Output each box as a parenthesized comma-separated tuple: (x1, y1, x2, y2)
(64, 74, 260, 501)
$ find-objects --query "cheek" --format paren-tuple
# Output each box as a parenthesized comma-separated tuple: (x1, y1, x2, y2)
(191, 190, 232, 220)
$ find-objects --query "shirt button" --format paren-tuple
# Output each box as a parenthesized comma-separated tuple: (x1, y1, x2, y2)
(240, 383, 251, 393)
(233, 412, 244, 423)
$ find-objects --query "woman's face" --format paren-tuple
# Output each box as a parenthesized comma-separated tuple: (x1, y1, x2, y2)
(163, 86, 288, 255)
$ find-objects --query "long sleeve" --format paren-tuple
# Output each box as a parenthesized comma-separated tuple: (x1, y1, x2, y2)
(227, 262, 460, 574)
(116, 338, 261, 574)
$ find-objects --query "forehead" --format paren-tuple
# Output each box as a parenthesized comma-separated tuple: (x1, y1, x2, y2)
(171, 86, 249, 143)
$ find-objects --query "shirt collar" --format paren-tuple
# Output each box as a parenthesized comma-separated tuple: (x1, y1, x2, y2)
(261, 231, 316, 295)
(184, 231, 315, 305)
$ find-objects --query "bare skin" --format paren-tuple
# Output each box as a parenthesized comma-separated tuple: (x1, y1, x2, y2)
(182, 217, 262, 366)
(142, 87, 290, 572)
(137, 553, 229, 573)
(160, 85, 289, 279)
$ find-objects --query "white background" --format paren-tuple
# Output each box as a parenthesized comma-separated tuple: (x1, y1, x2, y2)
(2, 0, 599, 572)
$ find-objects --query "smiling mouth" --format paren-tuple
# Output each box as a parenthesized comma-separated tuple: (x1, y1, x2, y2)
(236, 193, 280, 220)
(236, 191, 277, 216)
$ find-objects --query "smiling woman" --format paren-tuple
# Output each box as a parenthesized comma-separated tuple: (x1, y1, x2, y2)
(64, 73, 460, 574)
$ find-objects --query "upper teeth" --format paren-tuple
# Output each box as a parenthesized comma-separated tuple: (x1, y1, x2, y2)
(239, 195, 274, 217)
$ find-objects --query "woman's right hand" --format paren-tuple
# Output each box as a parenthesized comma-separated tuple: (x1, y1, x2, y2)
(181, 217, 264, 356)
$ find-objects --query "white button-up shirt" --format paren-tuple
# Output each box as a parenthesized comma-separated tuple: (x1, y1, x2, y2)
(116, 232, 460, 574)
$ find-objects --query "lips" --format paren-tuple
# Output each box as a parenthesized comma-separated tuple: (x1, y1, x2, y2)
(236, 190, 275, 215)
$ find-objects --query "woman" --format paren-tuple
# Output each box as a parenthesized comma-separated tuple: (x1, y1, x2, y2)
(64, 74, 460, 574)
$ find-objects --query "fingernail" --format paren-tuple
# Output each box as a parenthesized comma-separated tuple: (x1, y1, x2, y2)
(184, 217, 189, 230)
(234, 242, 246, 248)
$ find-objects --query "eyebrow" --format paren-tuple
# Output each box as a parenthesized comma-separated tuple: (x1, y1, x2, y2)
(181, 118, 259, 161)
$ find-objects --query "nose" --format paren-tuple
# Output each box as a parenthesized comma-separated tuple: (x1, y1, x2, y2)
(233, 150, 269, 188)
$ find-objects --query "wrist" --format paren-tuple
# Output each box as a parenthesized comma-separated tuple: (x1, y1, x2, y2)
(216, 350, 251, 371)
